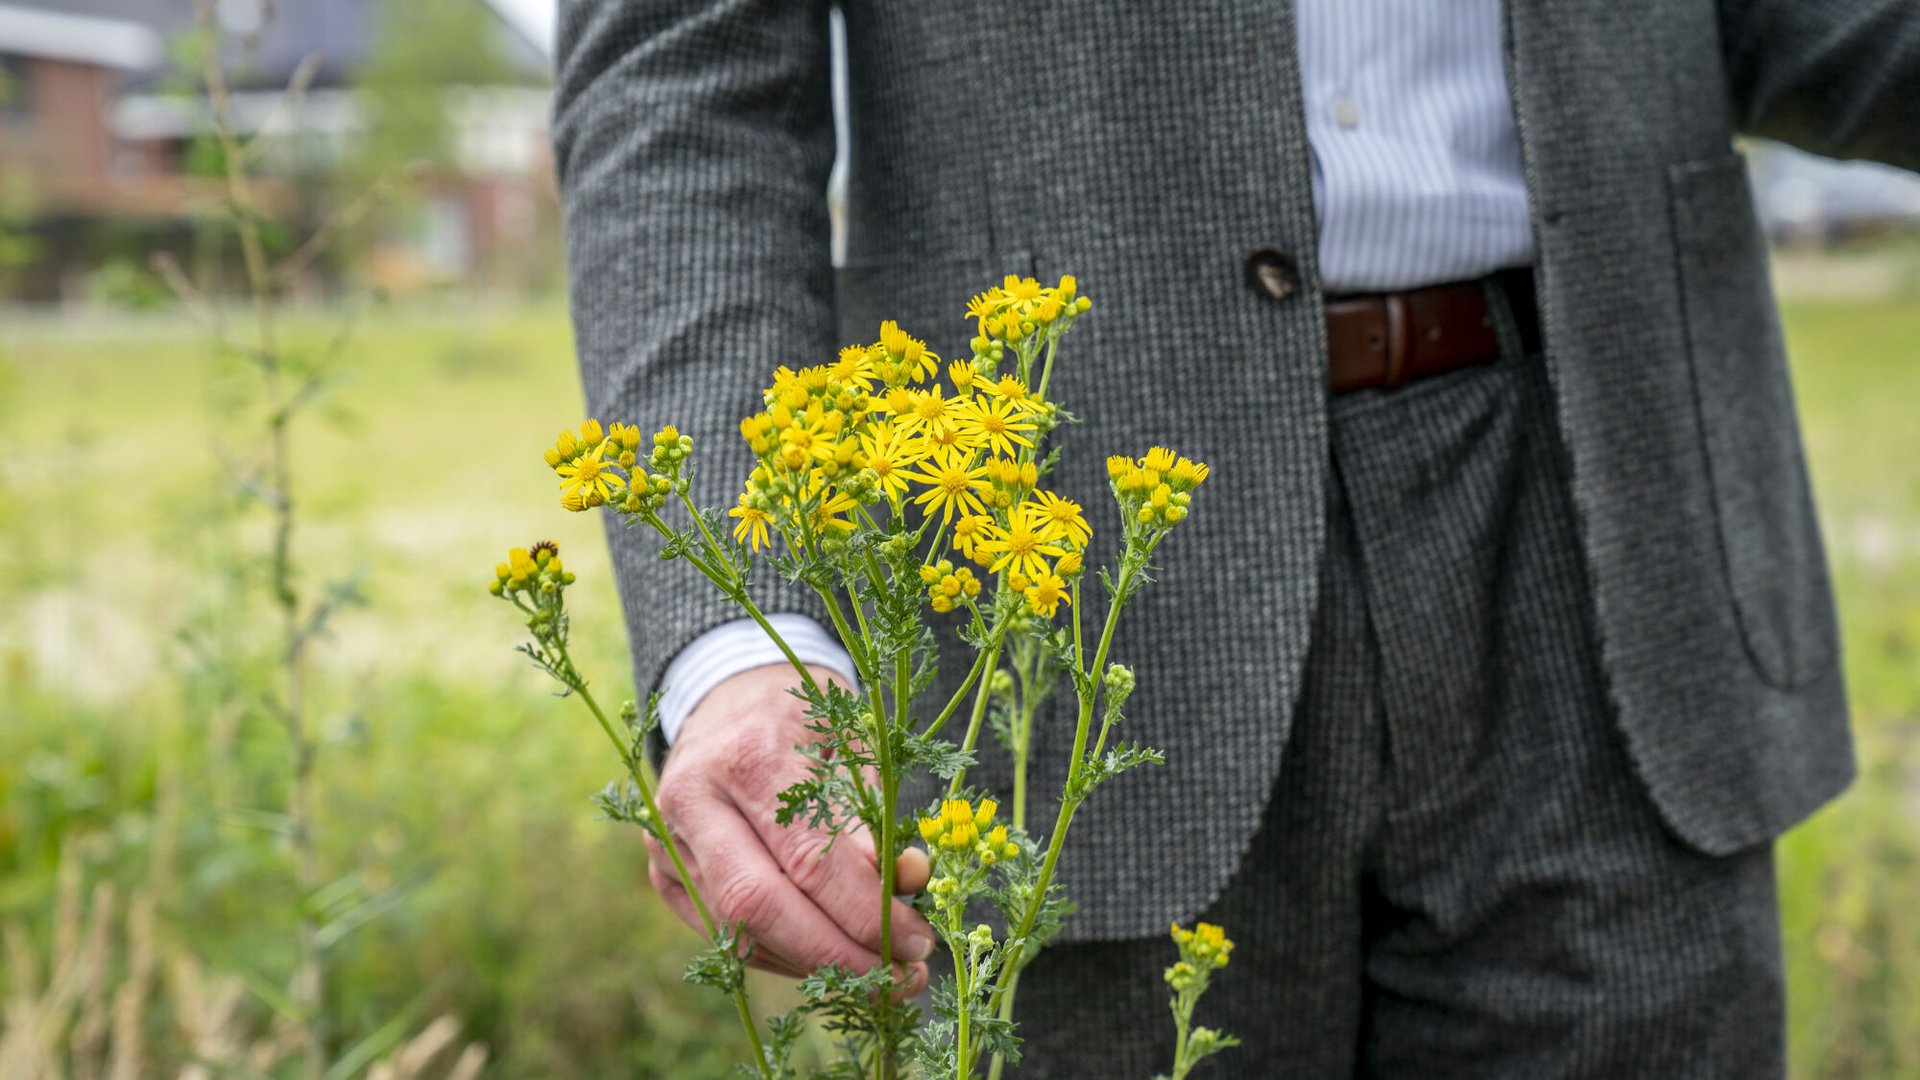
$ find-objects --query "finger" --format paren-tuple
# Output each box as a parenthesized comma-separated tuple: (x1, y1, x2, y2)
(744, 947, 807, 979)
(905, 961, 929, 997)
(753, 809, 936, 964)
(643, 834, 680, 884)
(892, 847, 931, 895)
(651, 834, 815, 977)
(649, 864, 706, 933)
(687, 806, 894, 977)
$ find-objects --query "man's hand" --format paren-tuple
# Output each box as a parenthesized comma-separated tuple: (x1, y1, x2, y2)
(646, 663, 934, 990)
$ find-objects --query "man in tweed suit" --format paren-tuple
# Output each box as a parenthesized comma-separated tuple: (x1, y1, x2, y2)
(552, 0, 1919, 1074)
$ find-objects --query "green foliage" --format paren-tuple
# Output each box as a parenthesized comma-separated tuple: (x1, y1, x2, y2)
(347, 0, 518, 183)
(2, 289, 1918, 1075)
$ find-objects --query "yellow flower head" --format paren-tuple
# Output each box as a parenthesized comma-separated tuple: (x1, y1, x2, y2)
(917, 797, 1018, 864)
(890, 387, 964, 444)
(902, 447, 990, 524)
(967, 275, 1090, 342)
(871, 320, 939, 386)
(1168, 456, 1210, 492)
(1023, 571, 1070, 618)
(804, 476, 859, 537)
(1021, 490, 1090, 549)
(1111, 448, 1206, 530)
(491, 541, 573, 596)
(957, 394, 1037, 459)
(829, 344, 876, 390)
(976, 515, 1068, 581)
(1170, 921, 1234, 969)
(980, 375, 1032, 405)
(729, 492, 773, 552)
(555, 442, 624, 510)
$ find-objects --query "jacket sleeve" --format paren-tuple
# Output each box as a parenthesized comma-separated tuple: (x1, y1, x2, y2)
(1719, 0, 1920, 171)
(550, 0, 840, 742)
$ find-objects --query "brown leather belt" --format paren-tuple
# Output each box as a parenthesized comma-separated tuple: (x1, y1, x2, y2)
(1325, 267, 1540, 394)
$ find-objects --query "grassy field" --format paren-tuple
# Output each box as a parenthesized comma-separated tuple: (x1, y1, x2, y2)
(2, 286, 1917, 1076)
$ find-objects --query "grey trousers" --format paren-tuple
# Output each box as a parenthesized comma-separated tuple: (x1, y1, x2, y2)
(1009, 317, 1784, 1077)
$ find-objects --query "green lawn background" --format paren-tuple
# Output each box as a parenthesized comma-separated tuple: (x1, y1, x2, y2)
(1, 282, 1915, 1076)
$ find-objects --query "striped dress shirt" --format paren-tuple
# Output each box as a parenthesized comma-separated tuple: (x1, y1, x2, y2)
(658, 0, 1536, 741)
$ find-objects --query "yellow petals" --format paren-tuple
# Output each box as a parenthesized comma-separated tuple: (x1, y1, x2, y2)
(918, 797, 1018, 867)
(1110, 448, 1207, 530)
(556, 443, 624, 509)
(966, 275, 1089, 344)
(729, 493, 772, 552)
(490, 541, 573, 597)
(902, 447, 990, 524)
(1170, 921, 1234, 970)
(976, 515, 1068, 581)
(1023, 571, 1070, 618)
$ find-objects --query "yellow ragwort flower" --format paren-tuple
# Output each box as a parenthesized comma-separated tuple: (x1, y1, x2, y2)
(828, 344, 877, 390)
(1171, 921, 1234, 969)
(872, 320, 939, 386)
(556, 442, 624, 510)
(976, 516, 1069, 581)
(1023, 570, 1070, 618)
(804, 476, 860, 537)
(729, 492, 773, 552)
(956, 394, 1037, 459)
(951, 513, 993, 563)
(903, 447, 990, 524)
(1021, 490, 1090, 548)
(891, 386, 965, 444)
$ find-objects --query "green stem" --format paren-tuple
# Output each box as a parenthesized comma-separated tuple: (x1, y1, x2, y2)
(557, 645, 774, 1080)
(954, 918, 971, 1080)
(1033, 333, 1060, 403)
(944, 641, 1003, 797)
(1170, 985, 1196, 1080)
(983, 975, 1019, 1080)
(871, 649, 910, 1080)
(813, 583, 875, 684)
(985, 563, 1135, 1021)
(922, 642, 994, 741)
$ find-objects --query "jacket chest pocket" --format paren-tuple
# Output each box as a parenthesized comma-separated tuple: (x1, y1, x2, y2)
(1668, 152, 1839, 689)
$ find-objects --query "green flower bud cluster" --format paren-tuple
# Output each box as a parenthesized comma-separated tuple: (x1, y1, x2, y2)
(489, 540, 574, 599)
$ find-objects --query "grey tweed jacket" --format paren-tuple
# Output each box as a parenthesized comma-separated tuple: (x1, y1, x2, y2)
(552, 0, 1920, 941)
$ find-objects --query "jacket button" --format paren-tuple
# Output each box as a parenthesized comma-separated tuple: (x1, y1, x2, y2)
(1245, 248, 1299, 301)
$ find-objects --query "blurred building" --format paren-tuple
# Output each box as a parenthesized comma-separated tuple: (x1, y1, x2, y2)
(0, 0, 558, 301)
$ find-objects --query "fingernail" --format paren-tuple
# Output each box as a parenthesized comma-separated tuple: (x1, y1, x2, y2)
(900, 931, 935, 962)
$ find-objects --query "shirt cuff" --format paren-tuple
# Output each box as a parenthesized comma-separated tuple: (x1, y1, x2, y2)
(656, 614, 860, 744)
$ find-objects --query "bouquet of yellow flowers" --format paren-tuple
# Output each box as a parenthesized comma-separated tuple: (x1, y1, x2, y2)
(490, 275, 1234, 1077)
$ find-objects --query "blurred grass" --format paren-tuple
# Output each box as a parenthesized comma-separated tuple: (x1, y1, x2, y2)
(1, 287, 1916, 1075)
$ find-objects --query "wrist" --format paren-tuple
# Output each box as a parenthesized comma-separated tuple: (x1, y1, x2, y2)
(657, 614, 860, 743)
(673, 662, 849, 749)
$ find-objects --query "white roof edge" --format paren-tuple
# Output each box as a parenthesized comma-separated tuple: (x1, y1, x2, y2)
(0, 4, 162, 71)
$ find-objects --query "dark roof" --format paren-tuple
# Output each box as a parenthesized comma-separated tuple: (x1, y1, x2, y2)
(0, 0, 544, 89)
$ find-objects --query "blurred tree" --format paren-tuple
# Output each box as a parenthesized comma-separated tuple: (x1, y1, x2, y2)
(348, 0, 516, 184)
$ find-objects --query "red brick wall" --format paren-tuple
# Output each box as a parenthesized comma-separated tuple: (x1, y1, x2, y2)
(0, 56, 117, 197)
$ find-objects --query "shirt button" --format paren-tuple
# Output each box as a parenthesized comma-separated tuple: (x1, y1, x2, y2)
(1244, 248, 1300, 302)
(1330, 97, 1361, 129)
